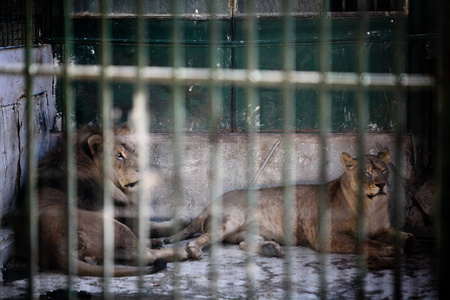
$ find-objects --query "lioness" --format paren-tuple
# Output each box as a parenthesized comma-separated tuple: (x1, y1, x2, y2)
(164, 148, 418, 269)
(15, 124, 184, 277)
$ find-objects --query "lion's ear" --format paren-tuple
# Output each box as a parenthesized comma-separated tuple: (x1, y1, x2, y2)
(377, 148, 390, 163)
(87, 134, 102, 156)
(340, 152, 357, 172)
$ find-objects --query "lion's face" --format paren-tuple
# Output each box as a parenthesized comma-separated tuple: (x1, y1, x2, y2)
(85, 124, 139, 205)
(340, 148, 390, 200)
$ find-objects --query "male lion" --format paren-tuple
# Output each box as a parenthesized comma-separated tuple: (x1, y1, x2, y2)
(15, 123, 185, 277)
(164, 148, 418, 269)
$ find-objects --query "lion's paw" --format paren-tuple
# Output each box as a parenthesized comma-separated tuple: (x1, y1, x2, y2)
(261, 241, 283, 257)
(186, 242, 203, 260)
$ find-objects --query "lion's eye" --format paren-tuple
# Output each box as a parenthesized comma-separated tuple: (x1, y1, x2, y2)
(381, 169, 387, 175)
(116, 153, 124, 160)
(365, 172, 371, 177)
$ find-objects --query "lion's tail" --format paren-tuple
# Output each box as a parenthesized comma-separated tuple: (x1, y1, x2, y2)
(58, 257, 167, 277)
(163, 208, 210, 244)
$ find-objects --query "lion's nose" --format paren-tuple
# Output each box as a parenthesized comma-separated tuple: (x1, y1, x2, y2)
(375, 182, 386, 191)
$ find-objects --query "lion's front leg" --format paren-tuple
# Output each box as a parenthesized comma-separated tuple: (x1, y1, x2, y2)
(327, 232, 399, 269)
(145, 247, 188, 263)
(327, 232, 398, 257)
(226, 231, 283, 257)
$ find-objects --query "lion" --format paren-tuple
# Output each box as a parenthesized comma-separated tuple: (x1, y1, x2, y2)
(14, 123, 185, 277)
(164, 148, 419, 269)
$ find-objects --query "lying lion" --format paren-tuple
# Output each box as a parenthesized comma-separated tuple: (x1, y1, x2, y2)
(164, 148, 418, 269)
(15, 124, 184, 277)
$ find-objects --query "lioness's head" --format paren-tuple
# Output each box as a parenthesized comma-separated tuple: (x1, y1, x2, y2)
(340, 148, 390, 199)
(80, 123, 139, 205)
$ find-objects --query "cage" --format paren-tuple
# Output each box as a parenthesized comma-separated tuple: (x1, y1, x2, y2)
(0, 0, 445, 299)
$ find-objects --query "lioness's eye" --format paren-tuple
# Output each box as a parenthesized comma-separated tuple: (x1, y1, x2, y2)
(365, 172, 371, 177)
(116, 153, 124, 160)
(381, 169, 387, 175)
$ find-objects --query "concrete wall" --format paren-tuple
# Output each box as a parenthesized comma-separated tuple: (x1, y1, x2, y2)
(147, 133, 413, 224)
(0, 45, 56, 267)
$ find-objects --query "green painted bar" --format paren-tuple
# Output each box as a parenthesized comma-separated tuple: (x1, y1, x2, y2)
(25, 0, 37, 297)
(62, 0, 78, 295)
(354, 1, 370, 299)
(244, 1, 259, 298)
(207, 0, 224, 298)
(281, 0, 295, 299)
(170, 1, 185, 299)
(99, 0, 115, 296)
(318, 0, 331, 298)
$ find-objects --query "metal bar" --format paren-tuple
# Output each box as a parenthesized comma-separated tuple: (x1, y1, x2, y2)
(24, 0, 37, 297)
(282, 0, 295, 299)
(0, 64, 435, 89)
(170, 0, 185, 298)
(99, 0, 114, 297)
(207, 0, 223, 297)
(392, 1, 407, 298)
(244, 0, 259, 298)
(62, 0, 77, 296)
(354, 0, 369, 299)
(318, 0, 331, 298)
(437, 1, 450, 298)
(130, 0, 150, 297)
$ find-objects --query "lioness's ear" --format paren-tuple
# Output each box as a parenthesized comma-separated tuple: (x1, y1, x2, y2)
(377, 148, 390, 163)
(340, 152, 357, 172)
(87, 134, 102, 156)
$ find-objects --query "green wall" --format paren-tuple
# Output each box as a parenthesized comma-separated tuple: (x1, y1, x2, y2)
(49, 8, 436, 132)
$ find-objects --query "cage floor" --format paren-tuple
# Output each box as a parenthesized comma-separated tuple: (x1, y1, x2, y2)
(2, 239, 437, 299)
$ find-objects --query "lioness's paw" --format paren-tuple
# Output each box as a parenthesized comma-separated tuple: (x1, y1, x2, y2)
(186, 243, 203, 260)
(404, 233, 420, 254)
(261, 242, 283, 257)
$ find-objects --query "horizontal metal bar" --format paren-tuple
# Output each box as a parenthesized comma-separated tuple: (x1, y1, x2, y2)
(0, 63, 435, 89)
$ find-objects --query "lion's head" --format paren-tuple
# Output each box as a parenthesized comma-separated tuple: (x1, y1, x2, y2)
(77, 123, 139, 206)
(340, 148, 390, 200)
(37, 123, 140, 209)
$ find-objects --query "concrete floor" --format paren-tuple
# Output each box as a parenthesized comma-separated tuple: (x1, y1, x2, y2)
(1, 239, 438, 299)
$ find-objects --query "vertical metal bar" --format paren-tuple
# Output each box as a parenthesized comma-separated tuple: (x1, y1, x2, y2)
(24, 0, 37, 297)
(171, 0, 185, 298)
(99, 0, 114, 296)
(393, 2, 407, 299)
(207, 0, 223, 297)
(437, 1, 450, 299)
(244, 0, 259, 298)
(282, 0, 295, 299)
(62, 0, 77, 295)
(355, 0, 369, 299)
(131, 0, 150, 297)
(318, 0, 331, 298)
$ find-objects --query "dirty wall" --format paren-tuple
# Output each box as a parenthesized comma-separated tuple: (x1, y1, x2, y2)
(0, 45, 57, 267)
